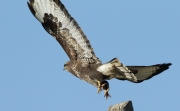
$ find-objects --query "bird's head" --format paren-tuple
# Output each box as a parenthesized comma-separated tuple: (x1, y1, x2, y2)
(63, 61, 73, 73)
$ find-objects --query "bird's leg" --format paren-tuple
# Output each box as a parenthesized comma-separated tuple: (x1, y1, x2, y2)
(100, 81, 111, 99)
(97, 81, 102, 93)
(104, 88, 111, 100)
(97, 80, 111, 99)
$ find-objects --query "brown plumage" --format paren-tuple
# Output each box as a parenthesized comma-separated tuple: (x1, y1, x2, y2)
(27, 0, 172, 99)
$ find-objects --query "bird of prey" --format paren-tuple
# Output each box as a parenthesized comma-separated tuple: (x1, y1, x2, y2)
(27, 0, 172, 99)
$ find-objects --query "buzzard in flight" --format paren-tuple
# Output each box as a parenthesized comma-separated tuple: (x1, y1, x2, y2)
(27, 0, 172, 99)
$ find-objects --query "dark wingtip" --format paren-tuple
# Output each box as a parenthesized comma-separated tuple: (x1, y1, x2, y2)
(167, 63, 172, 66)
(158, 62, 171, 70)
(27, 1, 36, 16)
(160, 63, 172, 70)
(153, 63, 172, 67)
(135, 63, 172, 83)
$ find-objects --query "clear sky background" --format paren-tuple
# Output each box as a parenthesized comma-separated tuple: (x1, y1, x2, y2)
(0, 0, 180, 111)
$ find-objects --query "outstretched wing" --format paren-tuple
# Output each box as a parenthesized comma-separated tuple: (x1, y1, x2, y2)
(97, 58, 138, 82)
(124, 63, 172, 83)
(97, 58, 171, 83)
(27, 0, 101, 65)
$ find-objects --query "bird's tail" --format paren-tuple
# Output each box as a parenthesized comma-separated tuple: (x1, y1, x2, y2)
(97, 58, 137, 82)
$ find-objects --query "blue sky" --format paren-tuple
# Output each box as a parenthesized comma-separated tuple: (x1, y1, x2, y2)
(0, 0, 180, 111)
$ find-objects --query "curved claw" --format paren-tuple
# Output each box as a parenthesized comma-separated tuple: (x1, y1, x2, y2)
(104, 91, 111, 100)
(97, 80, 111, 99)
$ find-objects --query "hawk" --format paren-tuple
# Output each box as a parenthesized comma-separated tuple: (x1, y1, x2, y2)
(27, 0, 172, 99)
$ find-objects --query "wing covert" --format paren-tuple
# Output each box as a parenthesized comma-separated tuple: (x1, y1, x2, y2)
(97, 58, 137, 82)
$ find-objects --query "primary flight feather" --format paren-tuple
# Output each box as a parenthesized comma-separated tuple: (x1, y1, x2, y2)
(27, 0, 172, 99)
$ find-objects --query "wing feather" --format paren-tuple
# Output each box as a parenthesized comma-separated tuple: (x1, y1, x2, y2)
(126, 63, 172, 83)
(27, 0, 101, 64)
(97, 58, 172, 83)
(97, 58, 137, 82)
